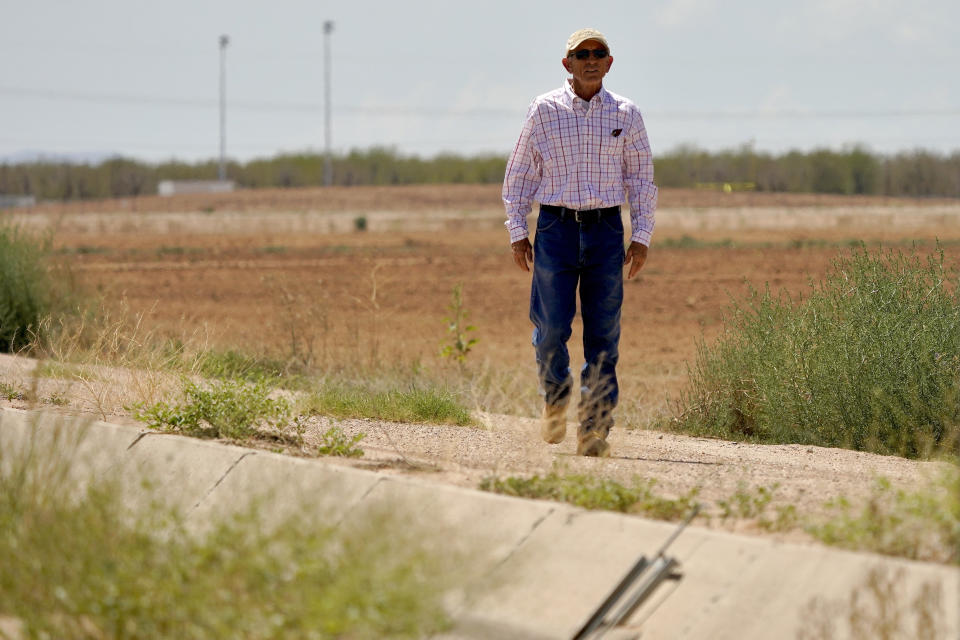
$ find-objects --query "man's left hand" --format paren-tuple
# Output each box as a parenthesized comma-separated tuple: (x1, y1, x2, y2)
(624, 242, 648, 279)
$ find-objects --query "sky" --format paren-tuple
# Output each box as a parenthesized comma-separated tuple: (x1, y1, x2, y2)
(2, 0, 959, 164)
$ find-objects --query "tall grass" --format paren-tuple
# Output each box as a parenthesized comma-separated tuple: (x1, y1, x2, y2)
(302, 381, 473, 426)
(0, 416, 460, 638)
(672, 244, 960, 458)
(0, 225, 58, 352)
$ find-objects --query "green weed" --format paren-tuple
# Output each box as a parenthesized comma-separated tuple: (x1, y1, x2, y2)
(317, 425, 365, 458)
(440, 283, 478, 365)
(716, 482, 798, 531)
(131, 378, 291, 440)
(479, 471, 701, 521)
(807, 469, 960, 564)
(0, 381, 23, 401)
(196, 348, 298, 384)
(42, 391, 69, 406)
(302, 383, 473, 426)
(672, 244, 960, 458)
(718, 482, 777, 520)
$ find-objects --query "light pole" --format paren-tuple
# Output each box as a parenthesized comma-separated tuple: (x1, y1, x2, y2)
(219, 34, 229, 181)
(323, 20, 334, 186)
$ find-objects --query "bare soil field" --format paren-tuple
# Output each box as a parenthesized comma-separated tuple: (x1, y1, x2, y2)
(4, 185, 960, 548)
(33, 186, 960, 409)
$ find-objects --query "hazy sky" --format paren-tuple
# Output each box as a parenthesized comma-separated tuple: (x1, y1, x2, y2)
(2, 0, 958, 163)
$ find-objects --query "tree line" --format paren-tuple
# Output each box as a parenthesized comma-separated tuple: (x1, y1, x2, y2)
(1, 146, 958, 201)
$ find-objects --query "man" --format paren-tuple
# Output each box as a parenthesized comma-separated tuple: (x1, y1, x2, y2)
(502, 28, 657, 457)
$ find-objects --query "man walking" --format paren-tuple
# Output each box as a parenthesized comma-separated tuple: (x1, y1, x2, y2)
(503, 28, 657, 457)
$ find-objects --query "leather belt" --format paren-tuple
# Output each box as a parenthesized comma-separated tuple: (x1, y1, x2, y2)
(540, 204, 620, 223)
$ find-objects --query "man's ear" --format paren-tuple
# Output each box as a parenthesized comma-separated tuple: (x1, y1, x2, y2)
(606, 56, 614, 72)
(562, 57, 571, 73)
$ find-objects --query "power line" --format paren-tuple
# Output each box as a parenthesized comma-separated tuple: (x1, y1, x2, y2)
(3, 85, 960, 120)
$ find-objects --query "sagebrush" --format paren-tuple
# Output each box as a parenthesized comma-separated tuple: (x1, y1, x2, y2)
(672, 244, 960, 458)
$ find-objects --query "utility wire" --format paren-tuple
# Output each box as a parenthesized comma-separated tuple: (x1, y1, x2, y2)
(2, 86, 959, 120)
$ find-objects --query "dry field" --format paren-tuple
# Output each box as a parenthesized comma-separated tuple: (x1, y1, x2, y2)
(22, 184, 960, 420)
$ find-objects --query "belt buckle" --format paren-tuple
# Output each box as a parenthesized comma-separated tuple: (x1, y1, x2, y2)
(574, 210, 583, 223)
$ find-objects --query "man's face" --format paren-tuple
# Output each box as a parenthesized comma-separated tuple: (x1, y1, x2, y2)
(562, 39, 613, 88)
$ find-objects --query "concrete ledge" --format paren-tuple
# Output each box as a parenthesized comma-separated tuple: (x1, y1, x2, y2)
(120, 431, 254, 513)
(3, 408, 958, 640)
(0, 409, 142, 481)
(355, 474, 558, 566)
(188, 449, 383, 528)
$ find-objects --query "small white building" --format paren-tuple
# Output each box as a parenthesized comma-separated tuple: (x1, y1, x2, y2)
(157, 180, 236, 196)
(0, 195, 36, 209)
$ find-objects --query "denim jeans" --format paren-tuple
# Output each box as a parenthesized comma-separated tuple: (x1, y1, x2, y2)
(530, 206, 625, 423)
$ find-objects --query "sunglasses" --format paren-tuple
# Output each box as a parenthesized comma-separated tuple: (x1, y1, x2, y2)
(570, 48, 608, 60)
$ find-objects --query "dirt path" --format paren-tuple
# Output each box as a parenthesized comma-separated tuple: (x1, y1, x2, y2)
(290, 411, 951, 541)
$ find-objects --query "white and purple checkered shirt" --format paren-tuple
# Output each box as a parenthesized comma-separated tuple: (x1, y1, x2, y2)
(502, 81, 658, 245)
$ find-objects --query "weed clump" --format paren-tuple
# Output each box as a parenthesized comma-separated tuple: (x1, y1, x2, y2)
(479, 471, 700, 521)
(317, 425, 365, 458)
(132, 378, 291, 440)
(303, 382, 473, 426)
(0, 225, 58, 351)
(808, 469, 960, 564)
(196, 348, 304, 386)
(673, 244, 960, 458)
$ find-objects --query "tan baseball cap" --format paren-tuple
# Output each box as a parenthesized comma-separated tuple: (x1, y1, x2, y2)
(565, 28, 610, 56)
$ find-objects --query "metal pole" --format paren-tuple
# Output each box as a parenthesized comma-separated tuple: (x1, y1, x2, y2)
(323, 20, 334, 186)
(219, 34, 229, 181)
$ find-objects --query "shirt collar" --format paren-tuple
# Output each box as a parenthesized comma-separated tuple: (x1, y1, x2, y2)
(563, 80, 609, 109)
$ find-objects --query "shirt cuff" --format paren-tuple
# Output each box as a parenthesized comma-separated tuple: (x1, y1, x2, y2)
(630, 227, 652, 246)
(506, 216, 529, 243)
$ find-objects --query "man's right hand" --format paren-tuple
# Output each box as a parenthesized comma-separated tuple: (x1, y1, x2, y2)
(511, 238, 533, 272)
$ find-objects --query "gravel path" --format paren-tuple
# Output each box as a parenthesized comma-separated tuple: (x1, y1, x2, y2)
(294, 410, 952, 543)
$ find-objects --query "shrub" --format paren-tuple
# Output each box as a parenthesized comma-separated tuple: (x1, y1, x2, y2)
(0, 225, 55, 351)
(132, 378, 291, 440)
(672, 244, 960, 458)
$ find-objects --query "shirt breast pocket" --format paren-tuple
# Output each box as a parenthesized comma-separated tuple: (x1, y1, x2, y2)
(599, 127, 625, 158)
(599, 130, 625, 176)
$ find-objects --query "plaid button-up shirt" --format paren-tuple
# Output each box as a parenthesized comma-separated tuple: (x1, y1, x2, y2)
(502, 81, 658, 245)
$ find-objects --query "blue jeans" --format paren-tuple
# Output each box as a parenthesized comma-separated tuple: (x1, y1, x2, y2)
(530, 206, 625, 424)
